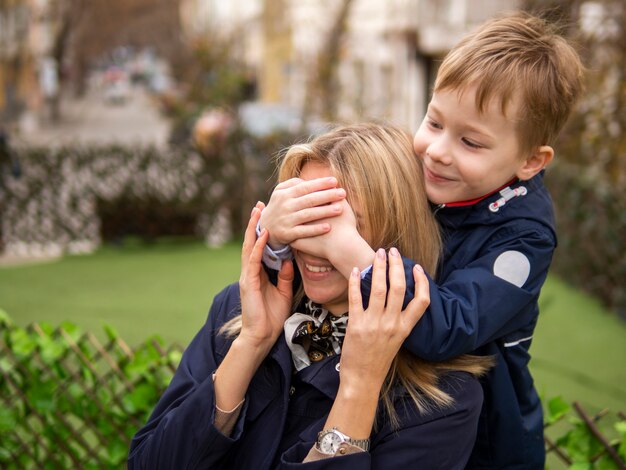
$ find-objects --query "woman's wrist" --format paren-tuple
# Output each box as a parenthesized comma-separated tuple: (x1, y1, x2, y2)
(338, 373, 385, 401)
(321, 379, 381, 441)
(232, 334, 275, 362)
(214, 337, 272, 411)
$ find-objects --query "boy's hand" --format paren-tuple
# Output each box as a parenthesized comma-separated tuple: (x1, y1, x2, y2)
(291, 200, 375, 278)
(259, 177, 346, 248)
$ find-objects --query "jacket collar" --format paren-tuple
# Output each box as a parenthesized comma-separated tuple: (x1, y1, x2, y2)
(269, 334, 341, 400)
(433, 173, 547, 229)
(442, 178, 517, 208)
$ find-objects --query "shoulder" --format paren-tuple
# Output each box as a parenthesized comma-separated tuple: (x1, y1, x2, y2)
(206, 283, 241, 328)
(201, 283, 241, 354)
(437, 371, 483, 413)
(370, 371, 483, 464)
(393, 371, 483, 429)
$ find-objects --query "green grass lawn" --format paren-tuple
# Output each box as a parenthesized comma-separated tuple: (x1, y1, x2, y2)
(0, 239, 242, 348)
(1, 239, 625, 416)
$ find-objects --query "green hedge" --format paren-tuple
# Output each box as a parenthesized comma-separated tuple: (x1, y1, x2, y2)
(0, 128, 296, 257)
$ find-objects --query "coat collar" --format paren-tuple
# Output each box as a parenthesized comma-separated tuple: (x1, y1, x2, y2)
(268, 334, 341, 400)
(433, 172, 548, 230)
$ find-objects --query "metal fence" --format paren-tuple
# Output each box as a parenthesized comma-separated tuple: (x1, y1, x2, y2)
(0, 321, 181, 469)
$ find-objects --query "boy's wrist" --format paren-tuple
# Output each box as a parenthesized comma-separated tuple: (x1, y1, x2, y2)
(328, 233, 375, 279)
(255, 220, 287, 251)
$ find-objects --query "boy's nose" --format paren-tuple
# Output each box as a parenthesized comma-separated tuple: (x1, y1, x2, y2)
(427, 136, 453, 166)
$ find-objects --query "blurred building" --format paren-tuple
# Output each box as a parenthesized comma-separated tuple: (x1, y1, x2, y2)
(0, 0, 61, 129)
(182, 0, 519, 130)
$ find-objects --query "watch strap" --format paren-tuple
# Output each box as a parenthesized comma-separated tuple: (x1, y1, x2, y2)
(345, 437, 370, 451)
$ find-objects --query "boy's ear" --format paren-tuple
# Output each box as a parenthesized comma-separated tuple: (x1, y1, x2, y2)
(516, 145, 554, 181)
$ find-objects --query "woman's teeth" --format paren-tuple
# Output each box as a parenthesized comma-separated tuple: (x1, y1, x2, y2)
(305, 263, 333, 273)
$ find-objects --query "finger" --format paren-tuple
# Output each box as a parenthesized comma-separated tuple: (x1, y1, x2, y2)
(246, 228, 269, 280)
(403, 265, 430, 327)
(274, 177, 304, 190)
(384, 248, 406, 315)
(255, 200, 266, 211)
(292, 187, 346, 211)
(276, 260, 295, 298)
(348, 267, 364, 317)
(369, 248, 388, 312)
(288, 177, 339, 198)
(288, 222, 332, 240)
(242, 207, 262, 269)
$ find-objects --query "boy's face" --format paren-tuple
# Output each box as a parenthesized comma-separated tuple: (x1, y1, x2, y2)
(413, 85, 527, 205)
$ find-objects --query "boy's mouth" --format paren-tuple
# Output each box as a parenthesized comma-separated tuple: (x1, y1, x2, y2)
(424, 166, 455, 183)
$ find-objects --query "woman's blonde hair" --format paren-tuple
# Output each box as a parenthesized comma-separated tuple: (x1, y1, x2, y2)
(223, 123, 491, 427)
(279, 123, 440, 276)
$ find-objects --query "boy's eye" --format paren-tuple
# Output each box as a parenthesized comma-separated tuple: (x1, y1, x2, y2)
(427, 119, 442, 130)
(462, 138, 483, 149)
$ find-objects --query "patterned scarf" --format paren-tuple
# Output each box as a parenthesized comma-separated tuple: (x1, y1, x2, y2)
(284, 299, 349, 371)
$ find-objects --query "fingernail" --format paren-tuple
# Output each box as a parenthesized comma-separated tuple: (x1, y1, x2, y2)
(414, 264, 424, 273)
(377, 248, 386, 260)
(256, 201, 263, 208)
(260, 228, 267, 236)
(251, 207, 258, 217)
(389, 247, 399, 257)
(336, 188, 346, 197)
(352, 267, 360, 277)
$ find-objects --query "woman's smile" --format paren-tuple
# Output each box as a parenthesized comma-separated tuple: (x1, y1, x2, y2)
(296, 252, 339, 281)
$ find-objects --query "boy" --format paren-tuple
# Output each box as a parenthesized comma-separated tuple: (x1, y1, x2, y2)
(259, 12, 584, 469)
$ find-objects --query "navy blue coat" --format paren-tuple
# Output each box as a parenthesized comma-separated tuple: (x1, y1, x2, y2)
(128, 283, 485, 469)
(361, 173, 555, 469)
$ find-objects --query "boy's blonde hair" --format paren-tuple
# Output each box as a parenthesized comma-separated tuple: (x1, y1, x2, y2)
(222, 123, 491, 427)
(435, 11, 584, 157)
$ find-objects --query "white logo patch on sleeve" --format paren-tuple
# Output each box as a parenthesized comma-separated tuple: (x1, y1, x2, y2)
(493, 250, 531, 287)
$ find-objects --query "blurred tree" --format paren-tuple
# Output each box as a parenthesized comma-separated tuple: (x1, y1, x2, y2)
(302, 0, 354, 123)
(47, 0, 86, 120)
(0, 0, 31, 122)
(523, 0, 625, 187)
(523, 0, 626, 314)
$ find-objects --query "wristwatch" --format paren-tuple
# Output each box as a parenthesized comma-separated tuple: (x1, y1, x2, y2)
(316, 427, 370, 454)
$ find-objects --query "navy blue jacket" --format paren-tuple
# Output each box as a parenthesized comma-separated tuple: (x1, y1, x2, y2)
(361, 173, 555, 469)
(128, 283, 485, 469)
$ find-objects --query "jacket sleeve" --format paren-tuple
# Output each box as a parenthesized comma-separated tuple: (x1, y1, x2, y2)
(360, 225, 555, 361)
(277, 373, 482, 469)
(128, 284, 246, 470)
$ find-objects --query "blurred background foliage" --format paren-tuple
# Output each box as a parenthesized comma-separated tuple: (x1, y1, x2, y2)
(522, 0, 626, 316)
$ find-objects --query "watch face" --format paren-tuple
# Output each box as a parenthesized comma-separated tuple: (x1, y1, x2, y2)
(319, 431, 344, 454)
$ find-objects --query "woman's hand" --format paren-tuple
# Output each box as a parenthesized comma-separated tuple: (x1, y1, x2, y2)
(317, 247, 430, 443)
(214, 206, 295, 412)
(339, 247, 430, 391)
(259, 177, 346, 249)
(238, 205, 294, 350)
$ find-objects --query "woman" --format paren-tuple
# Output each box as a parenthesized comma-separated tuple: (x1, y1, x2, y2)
(128, 124, 490, 469)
